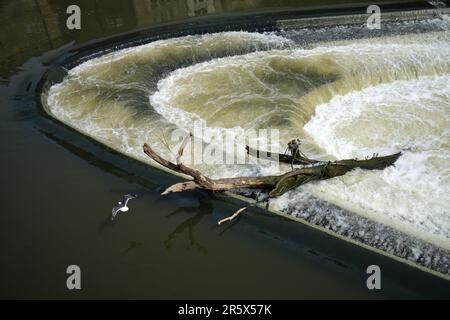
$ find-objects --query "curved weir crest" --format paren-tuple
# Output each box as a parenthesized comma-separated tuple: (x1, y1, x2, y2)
(43, 17, 450, 275)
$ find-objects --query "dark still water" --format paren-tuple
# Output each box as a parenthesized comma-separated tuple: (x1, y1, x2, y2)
(1, 0, 450, 299)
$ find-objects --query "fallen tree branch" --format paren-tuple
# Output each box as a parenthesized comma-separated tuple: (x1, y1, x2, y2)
(143, 136, 401, 199)
(217, 206, 248, 225)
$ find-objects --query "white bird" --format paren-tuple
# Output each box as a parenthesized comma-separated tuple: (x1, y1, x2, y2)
(112, 194, 137, 220)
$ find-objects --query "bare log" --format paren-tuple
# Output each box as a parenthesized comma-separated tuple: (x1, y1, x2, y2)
(143, 137, 401, 198)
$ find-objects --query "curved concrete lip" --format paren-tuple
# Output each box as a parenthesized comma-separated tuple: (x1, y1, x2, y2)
(39, 6, 450, 282)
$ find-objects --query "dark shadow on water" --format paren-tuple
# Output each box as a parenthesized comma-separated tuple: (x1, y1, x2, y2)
(38, 129, 166, 189)
(163, 191, 213, 255)
(98, 215, 115, 233)
(124, 240, 144, 254)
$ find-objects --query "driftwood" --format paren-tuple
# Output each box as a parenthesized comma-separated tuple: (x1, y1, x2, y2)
(217, 207, 248, 225)
(143, 135, 401, 198)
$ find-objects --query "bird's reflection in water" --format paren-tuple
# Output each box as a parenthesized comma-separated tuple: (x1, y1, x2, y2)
(164, 192, 213, 255)
(98, 215, 115, 232)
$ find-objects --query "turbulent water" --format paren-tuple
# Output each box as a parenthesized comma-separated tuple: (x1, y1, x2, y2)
(44, 15, 450, 273)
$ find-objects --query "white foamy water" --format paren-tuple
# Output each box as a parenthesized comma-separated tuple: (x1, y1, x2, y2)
(300, 75, 450, 248)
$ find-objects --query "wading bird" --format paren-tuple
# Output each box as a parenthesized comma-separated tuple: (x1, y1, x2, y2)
(286, 138, 307, 170)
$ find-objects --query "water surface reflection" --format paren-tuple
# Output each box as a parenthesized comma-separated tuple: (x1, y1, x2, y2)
(0, 0, 413, 77)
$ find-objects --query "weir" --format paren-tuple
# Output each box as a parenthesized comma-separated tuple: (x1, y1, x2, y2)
(41, 8, 450, 278)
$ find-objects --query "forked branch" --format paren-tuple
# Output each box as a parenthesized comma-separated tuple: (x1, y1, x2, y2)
(143, 135, 401, 198)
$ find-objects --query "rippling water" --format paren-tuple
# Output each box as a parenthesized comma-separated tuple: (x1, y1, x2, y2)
(44, 15, 450, 271)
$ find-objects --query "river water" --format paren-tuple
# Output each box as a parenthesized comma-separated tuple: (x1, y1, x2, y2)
(1, 0, 450, 298)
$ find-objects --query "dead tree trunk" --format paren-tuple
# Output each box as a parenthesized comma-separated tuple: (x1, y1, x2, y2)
(143, 135, 401, 198)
